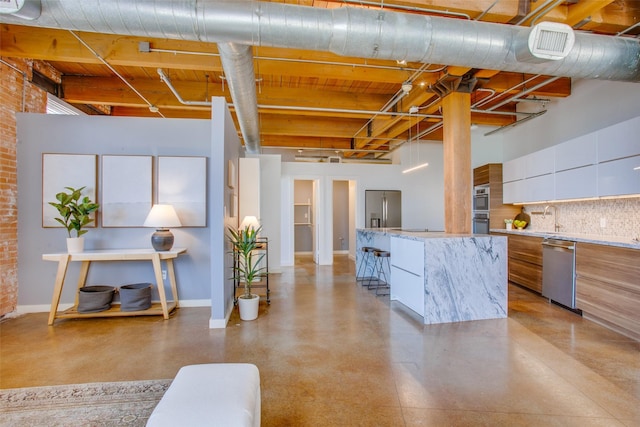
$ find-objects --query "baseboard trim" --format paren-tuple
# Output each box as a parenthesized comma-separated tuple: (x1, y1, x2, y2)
(18, 299, 212, 314)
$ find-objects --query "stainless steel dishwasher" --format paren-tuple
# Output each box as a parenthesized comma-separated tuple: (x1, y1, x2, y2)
(542, 238, 577, 309)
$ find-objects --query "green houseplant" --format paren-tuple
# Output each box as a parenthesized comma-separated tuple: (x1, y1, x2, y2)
(49, 186, 100, 252)
(227, 225, 265, 320)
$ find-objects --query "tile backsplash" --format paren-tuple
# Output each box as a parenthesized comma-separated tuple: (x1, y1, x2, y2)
(523, 197, 640, 238)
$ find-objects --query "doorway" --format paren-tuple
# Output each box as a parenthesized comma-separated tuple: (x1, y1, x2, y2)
(332, 180, 350, 255)
(293, 180, 315, 262)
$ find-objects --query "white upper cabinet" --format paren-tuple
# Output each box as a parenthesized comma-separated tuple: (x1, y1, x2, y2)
(597, 116, 640, 163)
(503, 180, 525, 204)
(598, 155, 640, 197)
(555, 165, 597, 200)
(503, 156, 525, 183)
(524, 173, 554, 202)
(555, 133, 597, 172)
(502, 115, 640, 203)
(525, 146, 555, 178)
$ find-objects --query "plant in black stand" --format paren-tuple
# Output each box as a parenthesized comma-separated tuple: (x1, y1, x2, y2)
(228, 225, 265, 321)
(49, 186, 100, 253)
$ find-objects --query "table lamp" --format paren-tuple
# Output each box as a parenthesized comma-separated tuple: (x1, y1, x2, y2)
(143, 204, 182, 251)
(239, 215, 260, 232)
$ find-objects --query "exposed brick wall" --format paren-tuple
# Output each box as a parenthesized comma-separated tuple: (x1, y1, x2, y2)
(0, 57, 48, 318)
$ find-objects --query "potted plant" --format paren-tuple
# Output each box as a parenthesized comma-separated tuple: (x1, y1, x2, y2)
(504, 219, 513, 230)
(227, 225, 265, 321)
(49, 186, 100, 253)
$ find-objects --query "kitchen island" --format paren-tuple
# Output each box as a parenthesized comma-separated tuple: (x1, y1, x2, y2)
(357, 229, 507, 324)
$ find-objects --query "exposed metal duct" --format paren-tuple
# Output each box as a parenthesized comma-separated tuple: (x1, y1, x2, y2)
(2, 0, 639, 151)
(0, 0, 40, 20)
(3, 1, 630, 79)
(217, 43, 261, 154)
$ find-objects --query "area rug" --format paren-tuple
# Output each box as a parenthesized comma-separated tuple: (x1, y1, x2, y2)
(0, 379, 171, 427)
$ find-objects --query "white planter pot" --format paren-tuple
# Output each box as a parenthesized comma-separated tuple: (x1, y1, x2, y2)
(238, 294, 260, 321)
(505, 223, 513, 230)
(66, 237, 85, 253)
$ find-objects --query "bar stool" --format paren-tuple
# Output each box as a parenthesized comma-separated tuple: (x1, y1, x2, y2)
(356, 246, 378, 282)
(368, 250, 391, 296)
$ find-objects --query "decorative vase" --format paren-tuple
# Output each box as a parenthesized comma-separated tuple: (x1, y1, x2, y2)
(66, 237, 85, 253)
(506, 223, 512, 230)
(238, 293, 259, 321)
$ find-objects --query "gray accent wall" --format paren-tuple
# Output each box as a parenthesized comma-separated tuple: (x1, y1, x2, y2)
(17, 98, 241, 327)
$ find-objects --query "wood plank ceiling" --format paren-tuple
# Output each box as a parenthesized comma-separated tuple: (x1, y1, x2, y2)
(1, 0, 639, 161)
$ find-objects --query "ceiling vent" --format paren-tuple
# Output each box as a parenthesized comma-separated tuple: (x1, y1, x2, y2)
(517, 22, 576, 63)
(327, 156, 342, 163)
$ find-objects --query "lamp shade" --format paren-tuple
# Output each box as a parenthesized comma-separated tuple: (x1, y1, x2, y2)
(143, 204, 182, 229)
(239, 215, 260, 231)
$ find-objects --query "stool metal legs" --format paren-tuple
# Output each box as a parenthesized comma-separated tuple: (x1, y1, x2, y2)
(367, 250, 390, 296)
(356, 247, 376, 282)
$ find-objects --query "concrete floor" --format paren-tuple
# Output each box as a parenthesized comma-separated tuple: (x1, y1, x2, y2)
(1, 254, 638, 426)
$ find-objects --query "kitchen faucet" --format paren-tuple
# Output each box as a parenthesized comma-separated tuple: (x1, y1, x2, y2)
(543, 205, 560, 232)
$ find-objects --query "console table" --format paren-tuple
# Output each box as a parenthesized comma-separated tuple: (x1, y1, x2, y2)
(42, 248, 186, 325)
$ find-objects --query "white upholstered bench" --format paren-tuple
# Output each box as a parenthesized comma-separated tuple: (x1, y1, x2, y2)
(147, 363, 261, 427)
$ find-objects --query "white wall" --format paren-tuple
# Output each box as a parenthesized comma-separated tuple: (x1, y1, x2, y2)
(257, 154, 282, 273)
(471, 126, 505, 168)
(238, 157, 260, 222)
(278, 141, 447, 265)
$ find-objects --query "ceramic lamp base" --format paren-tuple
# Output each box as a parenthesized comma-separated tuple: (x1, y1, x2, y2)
(151, 228, 174, 251)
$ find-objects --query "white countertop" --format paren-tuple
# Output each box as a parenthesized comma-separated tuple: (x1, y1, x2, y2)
(359, 228, 473, 239)
(490, 229, 640, 250)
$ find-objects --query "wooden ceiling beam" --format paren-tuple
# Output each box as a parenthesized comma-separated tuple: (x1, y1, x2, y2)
(1, 25, 420, 84)
(61, 75, 392, 112)
(259, 114, 364, 138)
(564, 0, 617, 27)
(259, 135, 353, 149)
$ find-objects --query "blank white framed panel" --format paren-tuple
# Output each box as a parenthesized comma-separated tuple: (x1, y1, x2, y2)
(101, 155, 152, 227)
(158, 156, 207, 227)
(42, 153, 97, 228)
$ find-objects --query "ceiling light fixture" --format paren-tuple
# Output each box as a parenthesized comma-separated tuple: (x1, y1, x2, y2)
(401, 81, 413, 93)
(402, 106, 429, 174)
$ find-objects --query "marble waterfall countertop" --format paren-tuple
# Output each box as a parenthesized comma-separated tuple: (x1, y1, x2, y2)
(490, 228, 640, 250)
(357, 228, 508, 325)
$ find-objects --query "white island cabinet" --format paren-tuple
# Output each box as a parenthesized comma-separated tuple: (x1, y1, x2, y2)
(390, 236, 425, 317)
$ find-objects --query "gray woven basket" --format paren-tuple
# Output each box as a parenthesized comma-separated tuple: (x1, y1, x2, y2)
(119, 282, 152, 311)
(77, 285, 116, 313)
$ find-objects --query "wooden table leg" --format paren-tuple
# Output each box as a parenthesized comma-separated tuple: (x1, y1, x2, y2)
(166, 259, 179, 308)
(152, 253, 169, 319)
(74, 261, 91, 306)
(48, 254, 71, 326)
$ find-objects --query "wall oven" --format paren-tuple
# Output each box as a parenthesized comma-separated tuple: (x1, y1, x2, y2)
(473, 211, 490, 234)
(473, 185, 490, 212)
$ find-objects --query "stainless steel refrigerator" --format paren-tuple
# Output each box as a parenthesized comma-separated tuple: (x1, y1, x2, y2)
(365, 190, 401, 228)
